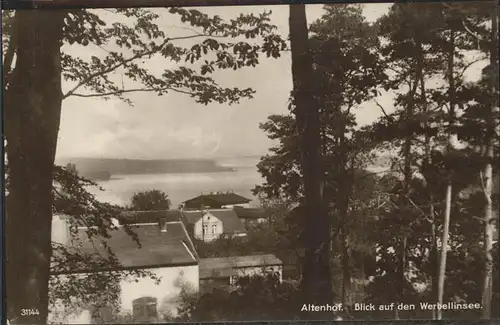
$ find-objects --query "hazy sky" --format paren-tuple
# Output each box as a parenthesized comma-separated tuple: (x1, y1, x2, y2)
(55, 3, 466, 160)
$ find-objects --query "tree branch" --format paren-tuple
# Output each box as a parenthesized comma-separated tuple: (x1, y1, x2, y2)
(61, 33, 211, 100)
(70, 87, 193, 98)
(458, 56, 488, 79)
(374, 99, 392, 120)
(462, 19, 485, 42)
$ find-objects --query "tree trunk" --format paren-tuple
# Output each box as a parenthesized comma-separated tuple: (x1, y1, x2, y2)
(5, 10, 65, 324)
(437, 182, 452, 320)
(481, 3, 498, 319)
(341, 229, 351, 309)
(418, 48, 438, 320)
(437, 27, 456, 321)
(289, 4, 332, 316)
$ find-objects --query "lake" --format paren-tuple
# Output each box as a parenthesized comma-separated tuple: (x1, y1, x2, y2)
(88, 157, 264, 208)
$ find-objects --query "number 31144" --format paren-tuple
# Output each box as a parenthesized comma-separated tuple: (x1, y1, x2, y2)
(21, 309, 40, 316)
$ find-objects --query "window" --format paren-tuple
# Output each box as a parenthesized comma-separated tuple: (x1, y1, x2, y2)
(202, 224, 208, 234)
(211, 224, 217, 234)
(132, 297, 158, 322)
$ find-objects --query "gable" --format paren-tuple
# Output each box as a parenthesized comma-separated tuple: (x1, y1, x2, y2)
(182, 210, 246, 234)
(194, 212, 222, 226)
(207, 210, 246, 234)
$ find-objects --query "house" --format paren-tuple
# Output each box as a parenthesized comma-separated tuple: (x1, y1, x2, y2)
(233, 206, 267, 226)
(49, 214, 199, 324)
(199, 254, 283, 294)
(181, 209, 247, 242)
(182, 191, 251, 209)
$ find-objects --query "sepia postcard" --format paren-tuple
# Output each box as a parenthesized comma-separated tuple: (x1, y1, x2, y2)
(2, 1, 499, 324)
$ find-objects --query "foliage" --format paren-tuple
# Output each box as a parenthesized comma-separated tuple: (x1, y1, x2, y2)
(4, 8, 287, 104)
(253, 2, 499, 320)
(182, 273, 302, 321)
(130, 189, 171, 211)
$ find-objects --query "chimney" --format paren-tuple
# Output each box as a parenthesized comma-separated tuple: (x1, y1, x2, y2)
(159, 217, 167, 233)
(52, 214, 70, 246)
(178, 203, 185, 212)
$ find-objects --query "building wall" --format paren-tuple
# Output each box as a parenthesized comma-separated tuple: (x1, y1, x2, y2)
(48, 265, 199, 324)
(52, 214, 70, 245)
(193, 213, 223, 242)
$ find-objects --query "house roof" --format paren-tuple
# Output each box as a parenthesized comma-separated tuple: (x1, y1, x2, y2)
(233, 206, 266, 220)
(183, 193, 251, 208)
(119, 210, 181, 225)
(199, 254, 282, 279)
(182, 209, 247, 234)
(52, 221, 198, 274)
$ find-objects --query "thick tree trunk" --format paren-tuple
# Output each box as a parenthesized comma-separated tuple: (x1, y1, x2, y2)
(437, 27, 456, 321)
(481, 3, 498, 319)
(4, 10, 65, 324)
(289, 4, 332, 316)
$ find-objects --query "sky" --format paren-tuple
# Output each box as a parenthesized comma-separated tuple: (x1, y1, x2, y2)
(55, 2, 479, 161)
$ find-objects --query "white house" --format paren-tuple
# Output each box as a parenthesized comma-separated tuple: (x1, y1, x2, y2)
(181, 209, 247, 242)
(49, 214, 199, 324)
(199, 254, 283, 294)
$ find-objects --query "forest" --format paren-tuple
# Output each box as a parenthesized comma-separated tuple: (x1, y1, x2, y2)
(2, 1, 499, 324)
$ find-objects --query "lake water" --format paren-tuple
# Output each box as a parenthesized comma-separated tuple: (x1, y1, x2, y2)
(88, 157, 264, 208)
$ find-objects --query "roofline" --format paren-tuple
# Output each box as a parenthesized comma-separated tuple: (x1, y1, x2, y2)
(51, 260, 198, 276)
(183, 195, 251, 204)
(182, 241, 197, 261)
(200, 263, 283, 271)
(234, 263, 283, 269)
(180, 220, 200, 260)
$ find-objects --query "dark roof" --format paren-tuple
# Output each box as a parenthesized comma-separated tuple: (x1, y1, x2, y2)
(52, 222, 198, 274)
(199, 254, 282, 279)
(119, 210, 181, 225)
(233, 206, 266, 219)
(182, 209, 247, 234)
(183, 193, 251, 208)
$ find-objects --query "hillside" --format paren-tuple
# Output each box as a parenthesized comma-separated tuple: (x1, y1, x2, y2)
(57, 157, 234, 179)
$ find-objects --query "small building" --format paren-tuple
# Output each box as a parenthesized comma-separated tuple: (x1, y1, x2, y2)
(49, 215, 199, 324)
(233, 206, 267, 226)
(181, 209, 247, 242)
(199, 254, 283, 294)
(182, 192, 251, 209)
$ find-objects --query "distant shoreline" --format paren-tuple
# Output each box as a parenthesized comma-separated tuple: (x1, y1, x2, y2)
(91, 168, 238, 182)
(59, 157, 240, 181)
